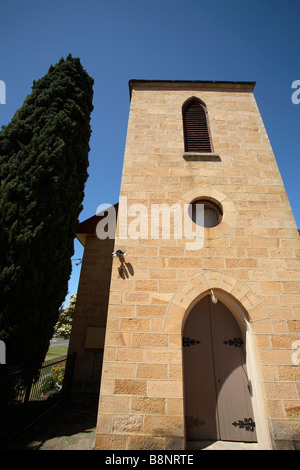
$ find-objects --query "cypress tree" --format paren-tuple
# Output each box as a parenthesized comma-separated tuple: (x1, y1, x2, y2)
(0, 55, 94, 370)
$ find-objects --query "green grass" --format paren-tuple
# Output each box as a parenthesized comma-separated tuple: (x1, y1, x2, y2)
(45, 343, 69, 361)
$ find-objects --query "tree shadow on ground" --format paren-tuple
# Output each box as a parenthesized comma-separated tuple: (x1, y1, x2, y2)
(2, 399, 98, 450)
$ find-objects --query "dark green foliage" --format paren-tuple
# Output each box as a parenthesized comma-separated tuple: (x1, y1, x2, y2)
(0, 55, 94, 369)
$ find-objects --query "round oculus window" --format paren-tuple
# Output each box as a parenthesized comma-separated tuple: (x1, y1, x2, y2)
(189, 199, 223, 228)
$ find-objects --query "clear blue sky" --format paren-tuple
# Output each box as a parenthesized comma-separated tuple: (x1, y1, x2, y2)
(1, 0, 299, 305)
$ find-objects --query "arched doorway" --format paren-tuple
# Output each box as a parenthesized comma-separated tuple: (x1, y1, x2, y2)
(183, 294, 257, 443)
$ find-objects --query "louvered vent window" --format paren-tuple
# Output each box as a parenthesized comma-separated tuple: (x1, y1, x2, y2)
(183, 98, 213, 153)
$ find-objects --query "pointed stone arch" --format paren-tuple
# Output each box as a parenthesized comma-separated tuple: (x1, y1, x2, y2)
(163, 269, 271, 335)
(162, 269, 272, 449)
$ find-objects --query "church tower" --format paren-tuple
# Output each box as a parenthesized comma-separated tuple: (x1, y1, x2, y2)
(71, 80, 300, 450)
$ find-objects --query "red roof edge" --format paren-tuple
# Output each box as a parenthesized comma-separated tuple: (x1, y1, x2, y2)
(76, 203, 118, 246)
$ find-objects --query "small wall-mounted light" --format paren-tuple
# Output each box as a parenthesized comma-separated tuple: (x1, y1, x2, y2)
(210, 289, 218, 304)
(72, 258, 82, 266)
(112, 250, 126, 258)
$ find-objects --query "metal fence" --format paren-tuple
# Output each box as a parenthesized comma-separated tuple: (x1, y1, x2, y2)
(0, 352, 76, 443)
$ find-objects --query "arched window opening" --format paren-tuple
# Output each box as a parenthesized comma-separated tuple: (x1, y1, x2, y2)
(182, 98, 213, 153)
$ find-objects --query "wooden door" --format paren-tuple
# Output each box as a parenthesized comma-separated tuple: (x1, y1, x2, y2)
(183, 296, 257, 442)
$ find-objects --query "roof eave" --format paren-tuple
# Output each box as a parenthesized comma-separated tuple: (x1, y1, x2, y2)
(76, 203, 119, 247)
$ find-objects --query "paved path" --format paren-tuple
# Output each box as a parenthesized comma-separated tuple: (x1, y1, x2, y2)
(49, 339, 70, 347)
(7, 400, 97, 451)
(187, 440, 261, 450)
